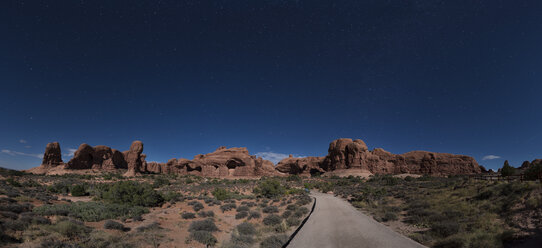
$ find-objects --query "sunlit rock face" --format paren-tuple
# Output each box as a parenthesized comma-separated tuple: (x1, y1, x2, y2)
(278, 138, 481, 176)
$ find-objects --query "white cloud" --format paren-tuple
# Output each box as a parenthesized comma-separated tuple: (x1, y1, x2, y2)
(63, 148, 77, 157)
(24, 145, 32, 148)
(1, 149, 43, 159)
(482, 155, 501, 160)
(19, 139, 27, 144)
(255, 151, 305, 164)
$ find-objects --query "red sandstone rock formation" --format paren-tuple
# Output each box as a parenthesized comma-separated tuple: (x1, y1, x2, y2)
(276, 155, 325, 176)
(65, 143, 129, 171)
(123, 141, 144, 176)
(145, 146, 277, 177)
(41, 142, 63, 167)
(277, 138, 481, 176)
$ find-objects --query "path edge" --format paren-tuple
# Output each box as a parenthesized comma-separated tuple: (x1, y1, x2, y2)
(282, 195, 317, 248)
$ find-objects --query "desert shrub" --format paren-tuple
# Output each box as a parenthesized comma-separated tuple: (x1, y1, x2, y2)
(198, 210, 215, 218)
(95, 181, 163, 207)
(192, 202, 204, 212)
(286, 175, 301, 182)
(220, 203, 236, 212)
(132, 215, 143, 221)
(0, 202, 31, 213)
(212, 188, 232, 201)
(282, 210, 292, 218)
(262, 205, 279, 213)
(190, 231, 217, 246)
(296, 195, 311, 206)
(104, 220, 129, 231)
(500, 161, 516, 177)
(286, 217, 301, 227)
(70, 185, 87, 196)
(286, 204, 298, 211)
(235, 211, 248, 219)
(237, 222, 256, 235)
(248, 211, 261, 219)
(6, 178, 22, 187)
(47, 181, 73, 194)
(254, 179, 285, 198)
(33, 201, 147, 222)
(260, 234, 288, 248)
(188, 219, 219, 232)
(152, 177, 170, 188)
(382, 212, 398, 222)
(48, 219, 91, 238)
(432, 236, 466, 248)
(431, 221, 460, 238)
(181, 212, 196, 219)
(161, 191, 183, 203)
(263, 214, 282, 226)
(293, 207, 309, 218)
(237, 205, 250, 212)
(524, 163, 542, 180)
(135, 222, 161, 232)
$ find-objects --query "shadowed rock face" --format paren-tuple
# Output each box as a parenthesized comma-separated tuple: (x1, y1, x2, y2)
(41, 142, 63, 167)
(277, 138, 482, 176)
(123, 141, 144, 176)
(65, 143, 129, 170)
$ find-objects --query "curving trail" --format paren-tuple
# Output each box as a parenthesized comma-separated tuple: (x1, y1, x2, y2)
(287, 192, 426, 248)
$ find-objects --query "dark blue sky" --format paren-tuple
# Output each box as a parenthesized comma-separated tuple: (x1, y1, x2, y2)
(1, 1, 541, 170)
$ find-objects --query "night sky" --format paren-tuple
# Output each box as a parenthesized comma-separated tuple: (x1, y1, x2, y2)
(1, 1, 541, 170)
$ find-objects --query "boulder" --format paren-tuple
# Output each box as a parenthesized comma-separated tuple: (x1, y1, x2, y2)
(41, 142, 63, 167)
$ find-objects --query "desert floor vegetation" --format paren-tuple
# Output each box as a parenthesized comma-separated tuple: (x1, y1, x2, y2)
(312, 174, 542, 248)
(0, 168, 312, 247)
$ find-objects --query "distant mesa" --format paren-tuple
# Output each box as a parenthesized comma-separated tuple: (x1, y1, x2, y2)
(29, 138, 484, 177)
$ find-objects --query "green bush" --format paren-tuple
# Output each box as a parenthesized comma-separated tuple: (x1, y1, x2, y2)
(198, 210, 215, 218)
(212, 188, 232, 201)
(254, 179, 285, 198)
(70, 185, 87, 196)
(500, 160, 515, 177)
(95, 181, 164, 207)
(431, 221, 460, 238)
(524, 163, 542, 180)
(33, 201, 148, 222)
(282, 210, 292, 218)
(220, 203, 236, 212)
(236, 205, 250, 212)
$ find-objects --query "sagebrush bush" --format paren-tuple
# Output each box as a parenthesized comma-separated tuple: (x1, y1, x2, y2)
(262, 205, 279, 213)
(260, 234, 288, 248)
(286, 217, 301, 227)
(248, 211, 261, 219)
(181, 212, 196, 219)
(236, 205, 250, 212)
(198, 210, 215, 218)
(135, 222, 161, 232)
(190, 230, 217, 246)
(48, 219, 91, 238)
(236, 222, 256, 236)
(192, 202, 204, 212)
(103, 220, 128, 231)
(70, 185, 87, 197)
(188, 219, 219, 232)
(263, 214, 282, 226)
(282, 210, 292, 218)
(235, 211, 248, 219)
(220, 203, 236, 212)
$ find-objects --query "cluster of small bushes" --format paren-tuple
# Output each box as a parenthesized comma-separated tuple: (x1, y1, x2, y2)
(253, 179, 285, 198)
(187, 219, 219, 246)
(33, 201, 148, 221)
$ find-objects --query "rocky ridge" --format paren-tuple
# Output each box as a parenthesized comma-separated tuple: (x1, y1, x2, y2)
(33, 138, 483, 177)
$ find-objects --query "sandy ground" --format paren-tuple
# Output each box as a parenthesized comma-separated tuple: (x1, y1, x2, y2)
(288, 192, 426, 248)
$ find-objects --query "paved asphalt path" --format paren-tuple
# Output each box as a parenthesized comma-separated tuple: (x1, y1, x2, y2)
(287, 192, 426, 248)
